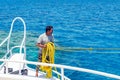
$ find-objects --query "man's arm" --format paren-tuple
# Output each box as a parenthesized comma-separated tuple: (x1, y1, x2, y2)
(36, 43, 46, 48)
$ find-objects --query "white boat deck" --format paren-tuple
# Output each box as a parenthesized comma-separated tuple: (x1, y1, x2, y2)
(0, 54, 59, 80)
(0, 74, 56, 80)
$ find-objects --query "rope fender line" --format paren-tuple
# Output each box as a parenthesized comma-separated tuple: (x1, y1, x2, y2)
(55, 47, 120, 51)
(26, 45, 120, 51)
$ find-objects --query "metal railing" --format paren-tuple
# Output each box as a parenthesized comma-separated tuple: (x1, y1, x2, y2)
(0, 17, 26, 59)
(0, 17, 26, 74)
(0, 59, 120, 80)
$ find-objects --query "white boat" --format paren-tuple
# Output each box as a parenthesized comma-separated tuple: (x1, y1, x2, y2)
(0, 17, 120, 80)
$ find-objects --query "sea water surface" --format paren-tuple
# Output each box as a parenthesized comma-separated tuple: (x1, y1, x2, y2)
(0, 0, 120, 80)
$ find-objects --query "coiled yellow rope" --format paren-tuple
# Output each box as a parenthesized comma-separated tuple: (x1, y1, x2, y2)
(40, 42, 60, 78)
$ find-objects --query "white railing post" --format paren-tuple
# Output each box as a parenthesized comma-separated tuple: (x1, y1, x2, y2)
(61, 67, 64, 80)
(7, 39, 9, 55)
(19, 63, 21, 75)
(6, 60, 8, 74)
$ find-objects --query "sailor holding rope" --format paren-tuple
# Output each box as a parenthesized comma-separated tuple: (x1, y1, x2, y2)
(36, 26, 54, 77)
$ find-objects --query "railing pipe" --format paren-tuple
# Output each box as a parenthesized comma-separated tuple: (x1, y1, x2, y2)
(0, 59, 120, 79)
(0, 37, 9, 47)
(61, 67, 64, 80)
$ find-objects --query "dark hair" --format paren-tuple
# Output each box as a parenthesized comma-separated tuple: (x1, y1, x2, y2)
(46, 26, 53, 33)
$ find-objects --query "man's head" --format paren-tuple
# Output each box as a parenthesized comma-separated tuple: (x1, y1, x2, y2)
(46, 26, 53, 36)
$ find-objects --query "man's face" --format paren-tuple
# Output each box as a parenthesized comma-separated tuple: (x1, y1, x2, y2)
(47, 29, 53, 35)
(49, 29, 53, 34)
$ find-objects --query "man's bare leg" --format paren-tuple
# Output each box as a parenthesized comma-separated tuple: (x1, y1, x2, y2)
(36, 67, 38, 77)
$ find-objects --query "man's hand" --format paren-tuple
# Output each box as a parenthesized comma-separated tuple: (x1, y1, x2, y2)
(41, 44, 46, 48)
(36, 43, 46, 48)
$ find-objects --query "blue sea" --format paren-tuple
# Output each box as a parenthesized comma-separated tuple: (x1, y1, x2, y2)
(0, 0, 120, 80)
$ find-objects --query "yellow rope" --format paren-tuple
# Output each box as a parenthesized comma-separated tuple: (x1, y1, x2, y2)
(40, 42, 60, 79)
(55, 47, 120, 51)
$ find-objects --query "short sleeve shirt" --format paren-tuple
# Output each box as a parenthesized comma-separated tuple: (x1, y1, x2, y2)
(37, 33, 54, 45)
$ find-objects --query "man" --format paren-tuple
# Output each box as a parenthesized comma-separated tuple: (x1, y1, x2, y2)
(36, 26, 54, 77)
